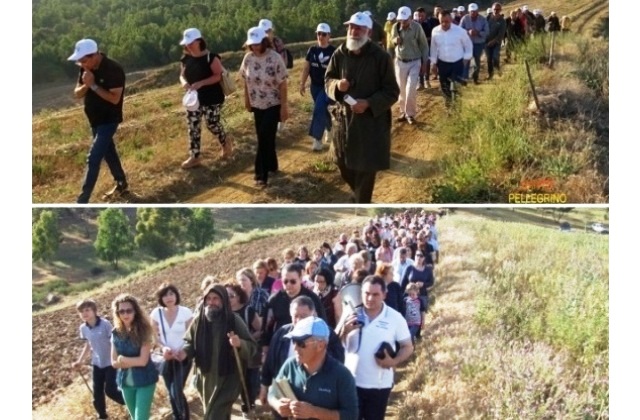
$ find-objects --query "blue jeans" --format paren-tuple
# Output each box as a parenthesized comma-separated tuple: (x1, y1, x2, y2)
(463, 43, 485, 81)
(92, 365, 125, 418)
(77, 122, 127, 203)
(309, 84, 332, 141)
(162, 359, 191, 420)
(485, 42, 502, 76)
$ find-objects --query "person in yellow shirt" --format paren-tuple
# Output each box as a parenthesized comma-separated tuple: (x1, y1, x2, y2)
(384, 12, 397, 57)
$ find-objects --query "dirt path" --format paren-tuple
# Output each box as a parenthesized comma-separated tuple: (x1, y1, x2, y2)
(187, 83, 449, 204)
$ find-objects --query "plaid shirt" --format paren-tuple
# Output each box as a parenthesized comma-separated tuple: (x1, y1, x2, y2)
(249, 287, 269, 318)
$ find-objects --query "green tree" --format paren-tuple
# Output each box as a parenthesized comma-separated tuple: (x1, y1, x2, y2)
(32, 210, 60, 262)
(135, 208, 187, 259)
(187, 208, 215, 251)
(95, 208, 135, 269)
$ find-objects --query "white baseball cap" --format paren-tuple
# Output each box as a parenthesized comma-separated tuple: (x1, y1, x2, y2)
(179, 28, 202, 46)
(458, 6, 466, 12)
(258, 19, 273, 31)
(316, 23, 331, 33)
(67, 39, 98, 61)
(284, 317, 330, 341)
(397, 6, 412, 21)
(182, 90, 199, 111)
(387, 12, 397, 20)
(246, 26, 267, 45)
(468, 3, 479, 12)
(363, 10, 372, 16)
(344, 12, 373, 29)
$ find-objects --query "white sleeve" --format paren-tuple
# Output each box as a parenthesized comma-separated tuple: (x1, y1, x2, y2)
(150, 307, 159, 323)
(395, 312, 412, 343)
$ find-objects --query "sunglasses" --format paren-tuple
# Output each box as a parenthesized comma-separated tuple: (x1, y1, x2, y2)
(416, 254, 424, 258)
(317, 32, 328, 37)
(283, 279, 298, 285)
(77, 53, 95, 64)
(117, 308, 134, 315)
(292, 338, 315, 348)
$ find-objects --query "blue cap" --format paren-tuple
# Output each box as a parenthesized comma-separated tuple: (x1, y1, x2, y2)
(284, 317, 330, 340)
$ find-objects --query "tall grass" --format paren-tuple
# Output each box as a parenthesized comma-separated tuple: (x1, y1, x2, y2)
(396, 215, 608, 419)
(430, 35, 607, 203)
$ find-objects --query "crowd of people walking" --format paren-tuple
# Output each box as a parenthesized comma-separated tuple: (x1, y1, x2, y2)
(72, 209, 443, 419)
(67, 5, 570, 204)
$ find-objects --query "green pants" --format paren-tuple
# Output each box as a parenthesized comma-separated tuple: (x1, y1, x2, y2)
(121, 383, 156, 420)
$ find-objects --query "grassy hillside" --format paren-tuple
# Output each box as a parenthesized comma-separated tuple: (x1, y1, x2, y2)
(32, 0, 609, 204)
(32, 209, 608, 418)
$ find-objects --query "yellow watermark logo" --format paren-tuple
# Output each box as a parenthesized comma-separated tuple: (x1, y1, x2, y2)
(508, 193, 568, 204)
(509, 178, 568, 203)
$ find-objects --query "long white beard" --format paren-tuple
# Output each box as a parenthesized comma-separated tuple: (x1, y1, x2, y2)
(346, 35, 369, 51)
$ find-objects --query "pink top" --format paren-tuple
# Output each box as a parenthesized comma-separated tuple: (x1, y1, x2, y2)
(240, 49, 288, 110)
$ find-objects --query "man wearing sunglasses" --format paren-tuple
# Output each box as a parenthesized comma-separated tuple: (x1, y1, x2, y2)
(261, 264, 327, 358)
(300, 23, 336, 152)
(68, 38, 129, 203)
(269, 317, 358, 419)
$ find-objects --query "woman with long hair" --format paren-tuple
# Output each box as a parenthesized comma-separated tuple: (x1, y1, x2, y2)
(150, 284, 193, 420)
(111, 294, 158, 420)
(178, 27, 232, 169)
(376, 263, 404, 314)
(236, 267, 269, 324)
(240, 26, 289, 187)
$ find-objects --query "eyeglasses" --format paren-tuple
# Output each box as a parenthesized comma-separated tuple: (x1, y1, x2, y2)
(317, 32, 328, 37)
(117, 308, 134, 315)
(416, 254, 424, 258)
(283, 279, 297, 285)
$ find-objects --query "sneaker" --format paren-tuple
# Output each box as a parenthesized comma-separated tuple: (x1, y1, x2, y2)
(103, 181, 128, 198)
(396, 114, 407, 123)
(407, 116, 416, 125)
(323, 130, 331, 144)
(181, 156, 201, 169)
(312, 139, 323, 151)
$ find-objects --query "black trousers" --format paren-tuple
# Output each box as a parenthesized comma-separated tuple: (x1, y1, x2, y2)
(436, 59, 465, 101)
(336, 158, 377, 203)
(92, 364, 125, 418)
(357, 387, 392, 420)
(252, 105, 280, 183)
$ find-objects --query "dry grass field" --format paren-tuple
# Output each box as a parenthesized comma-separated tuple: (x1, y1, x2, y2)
(32, 0, 609, 204)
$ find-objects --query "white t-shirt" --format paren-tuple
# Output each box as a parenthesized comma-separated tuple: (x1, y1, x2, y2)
(344, 303, 411, 389)
(150, 306, 193, 351)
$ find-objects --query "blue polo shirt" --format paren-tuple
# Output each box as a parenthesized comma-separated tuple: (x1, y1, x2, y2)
(79, 316, 113, 368)
(272, 354, 358, 419)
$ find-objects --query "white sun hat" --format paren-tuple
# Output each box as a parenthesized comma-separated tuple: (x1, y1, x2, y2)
(344, 12, 373, 29)
(179, 28, 202, 46)
(182, 90, 199, 112)
(397, 6, 412, 21)
(67, 39, 98, 61)
(246, 26, 267, 45)
(387, 12, 397, 20)
(316, 23, 331, 33)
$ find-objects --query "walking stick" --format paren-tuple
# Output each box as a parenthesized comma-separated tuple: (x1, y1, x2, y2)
(78, 369, 93, 395)
(232, 344, 256, 420)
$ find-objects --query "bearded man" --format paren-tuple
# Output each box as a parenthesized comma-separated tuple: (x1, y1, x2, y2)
(325, 12, 400, 204)
(178, 284, 257, 419)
